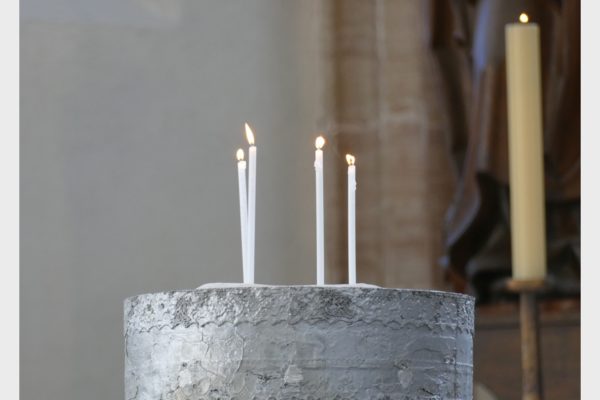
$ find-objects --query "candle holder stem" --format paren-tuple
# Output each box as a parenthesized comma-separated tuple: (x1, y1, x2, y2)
(507, 279, 545, 400)
(520, 291, 542, 400)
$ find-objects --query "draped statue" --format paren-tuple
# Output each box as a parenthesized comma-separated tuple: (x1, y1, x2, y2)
(427, 0, 580, 302)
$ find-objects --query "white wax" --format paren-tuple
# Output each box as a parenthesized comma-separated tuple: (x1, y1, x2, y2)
(347, 164, 356, 285)
(315, 149, 325, 285)
(237, 160, 248, 283)
(247, 145, 257, 284)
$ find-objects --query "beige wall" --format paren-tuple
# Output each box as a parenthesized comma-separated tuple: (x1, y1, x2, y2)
(21, 1, 327, 399)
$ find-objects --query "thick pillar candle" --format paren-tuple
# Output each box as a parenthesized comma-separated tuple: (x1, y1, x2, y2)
(505, 13, 547, 280)
(346, 154, 356, 285)
(314, 136, 325, 285)
(245, 123, 257, 284)
(236, 149, 249, 283)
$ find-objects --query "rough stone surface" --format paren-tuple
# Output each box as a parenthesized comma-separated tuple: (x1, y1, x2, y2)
(124, 286, 474, 399)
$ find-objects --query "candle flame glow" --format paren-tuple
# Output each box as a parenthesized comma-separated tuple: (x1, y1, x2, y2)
(245, 123, 255, 145)
(346, 154, 355, 165)
(519, 13, 529, 23)
(315, 136, 325, 150)
(236, 148, 245, 161)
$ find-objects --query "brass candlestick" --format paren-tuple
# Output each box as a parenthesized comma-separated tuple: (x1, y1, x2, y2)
(507, 278, 546, 400)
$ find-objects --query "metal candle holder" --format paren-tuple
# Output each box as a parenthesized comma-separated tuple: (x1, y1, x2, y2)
(507, 278, 546, 400)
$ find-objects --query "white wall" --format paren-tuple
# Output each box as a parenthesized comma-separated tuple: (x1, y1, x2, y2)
(20, 1, 326, 398)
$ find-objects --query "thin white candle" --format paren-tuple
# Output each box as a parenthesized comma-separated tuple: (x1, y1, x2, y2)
(346, 154, 356, 285)
(245, 123, 257, 284)
(236, 149, 249, 283)
(314, 136, 325, 285)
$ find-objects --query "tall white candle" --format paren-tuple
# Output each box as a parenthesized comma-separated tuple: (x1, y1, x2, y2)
(346, 154, 356, 285)
(236, 149, 249, 283)
(505, 13, 547, 280)
(245, 123, 257, 284)
(314, 136, 325, 285)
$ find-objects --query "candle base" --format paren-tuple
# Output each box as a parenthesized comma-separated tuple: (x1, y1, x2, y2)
(506, 278, 547, 293)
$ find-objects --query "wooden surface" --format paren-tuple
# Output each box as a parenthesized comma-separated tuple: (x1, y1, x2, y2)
(474, 299, 580, 399)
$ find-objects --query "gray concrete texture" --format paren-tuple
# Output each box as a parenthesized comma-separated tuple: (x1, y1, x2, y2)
(125, 286, 474, 399)
(21, 1, 327, 399)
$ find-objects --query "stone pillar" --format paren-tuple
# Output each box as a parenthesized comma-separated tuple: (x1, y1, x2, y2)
(326, 0, 455, 289)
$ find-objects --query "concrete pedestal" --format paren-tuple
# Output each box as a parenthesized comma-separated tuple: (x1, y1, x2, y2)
(124, 285, 474, 399)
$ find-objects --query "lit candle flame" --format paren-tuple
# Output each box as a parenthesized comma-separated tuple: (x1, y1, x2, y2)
(519, 13, 529, 23)
(315, 136, 325, 150)
(346, 154, 355, 165)
(236, 148, 245, 161)
(245, 123, 255, 145)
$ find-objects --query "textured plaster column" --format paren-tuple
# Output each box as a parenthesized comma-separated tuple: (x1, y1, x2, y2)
(125, 286, 474, 399)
